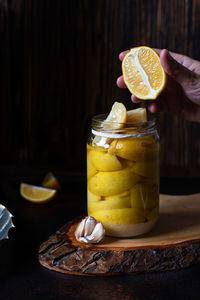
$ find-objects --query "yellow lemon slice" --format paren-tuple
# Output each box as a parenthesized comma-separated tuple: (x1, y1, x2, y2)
(20, 183, 56, 203)
(93, 101, 127, 147)
(108, 136, 159, 161)
(88, 149, 122, 172)
(87, 191, 131, 214)
(126, 107, 147, 123)
(87, 190, 101, 203)
(146, 207, 159, 221)
(87, 156, 97, 180)
(130, 182, 159, 211)
(132, 159, 160, 179)
(42, 172, 61, 190)
(91, 208, 145, 225)
(88, 168, 140, 197)
(122, 46, 166, 100)
(103, 101, 127, 129)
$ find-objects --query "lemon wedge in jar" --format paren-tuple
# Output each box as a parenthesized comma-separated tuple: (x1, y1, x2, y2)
(103, 102, 127, 129)
(93, 101, 127, 147)
(88, 150, 122, 172)
(88, 191, 131, 214)
(126, 107, 147, 123)
(88, 169, 140, 197)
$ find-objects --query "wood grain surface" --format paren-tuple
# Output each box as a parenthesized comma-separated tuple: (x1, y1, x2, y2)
(0, 0, 200, 176)
(39, 193, 200, 275)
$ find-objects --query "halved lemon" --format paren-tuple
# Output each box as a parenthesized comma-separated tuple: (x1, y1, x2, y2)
(42, 172, 61, 190)
(20, 183, 56, 203)
(122, 46, 166, 100)
(103, 101, 127, 129)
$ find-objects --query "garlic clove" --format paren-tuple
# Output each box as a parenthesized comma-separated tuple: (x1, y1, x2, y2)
(75, 218, 87, 240)
(93, 222, 105, 242)
(84, 216, 96, 237)
(78, 237, 90, 244)
(75, 216, 105, 244)
(87, 222, 105, 243)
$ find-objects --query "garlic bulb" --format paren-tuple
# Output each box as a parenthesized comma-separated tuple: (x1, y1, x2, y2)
(75, 216, 105, 244)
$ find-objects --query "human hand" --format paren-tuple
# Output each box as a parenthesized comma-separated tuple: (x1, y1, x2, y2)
(117, 49, 200, 122)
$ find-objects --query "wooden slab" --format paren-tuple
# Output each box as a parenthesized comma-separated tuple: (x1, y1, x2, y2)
(39, 193, 200, 276)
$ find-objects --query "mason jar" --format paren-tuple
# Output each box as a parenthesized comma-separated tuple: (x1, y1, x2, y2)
(87, 114, 160, 237)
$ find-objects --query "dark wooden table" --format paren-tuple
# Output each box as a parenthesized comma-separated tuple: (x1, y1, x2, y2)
(0, 166, 200, 300)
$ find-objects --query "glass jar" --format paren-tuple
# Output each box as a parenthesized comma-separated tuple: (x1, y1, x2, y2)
(87, 114, 160, 237)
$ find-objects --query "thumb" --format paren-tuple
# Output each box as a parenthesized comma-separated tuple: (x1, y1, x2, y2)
(160, 49, 196, 85)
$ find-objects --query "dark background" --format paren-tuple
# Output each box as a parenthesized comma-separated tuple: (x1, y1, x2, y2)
(1, 2, 200, 299)
(0, 0, 200, 177)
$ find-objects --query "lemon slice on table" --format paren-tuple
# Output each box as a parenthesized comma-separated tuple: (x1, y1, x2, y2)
(20, 183, 56, 203)
(42, 172, 61, 190)
(122, 46, 166, 100)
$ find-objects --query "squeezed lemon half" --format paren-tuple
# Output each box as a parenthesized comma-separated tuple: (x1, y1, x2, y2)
(122, 46, 166, 100)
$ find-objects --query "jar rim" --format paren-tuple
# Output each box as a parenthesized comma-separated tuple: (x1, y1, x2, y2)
(92, 113, 157, 133)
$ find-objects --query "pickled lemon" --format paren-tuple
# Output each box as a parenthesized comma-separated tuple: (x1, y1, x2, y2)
(88, 191, 131, 214)
(92, 102, 127, 146)
(146, 207, 159, 221)
(108, 136, 158, 162)
(132, 159, 159, 178)
(87, 190, 101, 202)
(107, 139, 118, 155)
(88, 150, 122, 171)
(88, 168, 140, 196)
(87, 144, 93, 151)
(145, 183, 159, 211)
(87, 157, 97, 179)
(90, 141, 107, 152)
(103, 102, 127, 129)
(91, 207, 145, 225)
(130, 184, 145, 210)
(131, 181, 159, 210)
(126, 107, 147, 124)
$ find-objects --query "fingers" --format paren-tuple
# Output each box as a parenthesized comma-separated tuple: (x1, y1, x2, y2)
(159, 49, 198, 69)
(121, 79, 163, 113)
(119, 50, 129, 61)
(116, 76, 126, 88)
(148, 103, 159, 113)
(117, 51, 129, 88)
(131, 94, 141, 103)
(160, 49, 196, 85)
(117, 48, 200, 120)
(155, 48, 187, 65)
